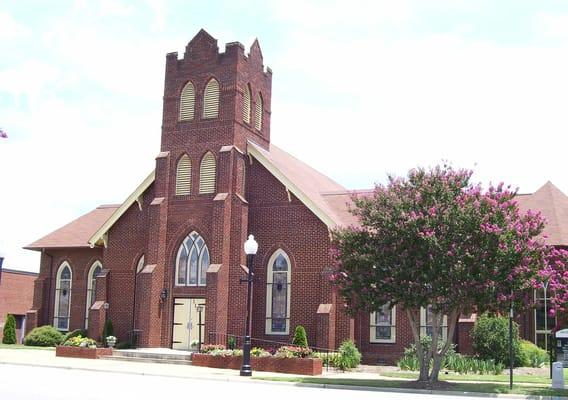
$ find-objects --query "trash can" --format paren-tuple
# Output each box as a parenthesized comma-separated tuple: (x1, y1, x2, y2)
(552, 362, 565, 389)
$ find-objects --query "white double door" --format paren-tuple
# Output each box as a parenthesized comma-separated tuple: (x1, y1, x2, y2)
(172, 298, 205, 351)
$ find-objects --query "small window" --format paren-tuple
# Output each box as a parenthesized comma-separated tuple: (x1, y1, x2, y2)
(370, 303, 396, 343)
(136, 254, 145, 274)
(243, 84, 251, 123)
(199, 152, 216, 194)
(254, 92, 263, 131)
(420, 305, 448, 340)
(176, 154, 192, 195)
(203, 78, 220, 119)
(179, 81, 195, 121)
(266, 249, 291, 335)
(85, 261, 102, 329)
(54, 262, 72, 331)
(534, 288, 556, 350)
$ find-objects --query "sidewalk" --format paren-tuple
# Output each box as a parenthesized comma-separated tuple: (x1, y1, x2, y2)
(0, 348, 565, 399)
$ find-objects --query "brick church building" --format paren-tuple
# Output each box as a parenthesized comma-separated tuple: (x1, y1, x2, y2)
(25, 30, 568, 364)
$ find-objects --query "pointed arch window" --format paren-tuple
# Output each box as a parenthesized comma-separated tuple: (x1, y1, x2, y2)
(85, 261, 102, 329)
(266, 249, 291, 335)
(176, 154, 192, 195)
(136, 254, 145, 274)
(203, 78, 220, 119)
(254, 92, 263, 131)
(243, 84, 251, 123)
(54, 262, 72, 331)
(175, 231, 210, 287)
(199, 152, 216, 194)
(179, 81, 196, 121)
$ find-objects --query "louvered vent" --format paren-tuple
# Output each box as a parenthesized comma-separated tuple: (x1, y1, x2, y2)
(243, 84, 251, 123)
(203, 79, 220, 119)
(179, 82, 195, 121)
(176, 155, 192, 195)
(199, 152, 216, 194)
(255, 93, 263, 131)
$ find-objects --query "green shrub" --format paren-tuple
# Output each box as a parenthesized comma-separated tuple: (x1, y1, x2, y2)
(62, 329, 87, 344)
(471, 314, 523, 366)
(102, 319, 114, 346)
(23, 325, 63, 347)
(336, 340, 361, 370)
(292, 325, 308, 347)
(227, 336, 237, 350)
(313, 351, 340, 367)
(520, 340, 549, 368)
(397, 355, 420, 371)
(2, 314, 17, 344)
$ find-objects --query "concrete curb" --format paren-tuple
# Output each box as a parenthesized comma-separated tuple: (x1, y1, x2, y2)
(1, 360, 566, 400)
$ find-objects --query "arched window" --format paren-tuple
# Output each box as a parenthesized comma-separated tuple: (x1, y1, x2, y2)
(85, 261, 102, 329)
(243, 84, 251, 123)
(199, 152, 216, 194)
(54, 262, 72, 331)
(203, 78, 220, 119)
(179, 81, 195, 121)
(254, 92, 263, 131)
(176, 154, 192, 195)
(265, 249, 291, 335)
(175, 231, 210, 287)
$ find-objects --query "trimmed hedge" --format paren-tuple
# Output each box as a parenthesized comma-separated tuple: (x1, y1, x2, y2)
(24, 325, 63, 347)
(292, 325, 308, 347)
(471, 314, 523, 367)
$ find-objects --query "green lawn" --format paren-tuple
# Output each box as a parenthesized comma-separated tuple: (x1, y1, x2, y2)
(0, 343, 55, 350)
(381, 370, 552, 385)
(254, 376, 568, 397)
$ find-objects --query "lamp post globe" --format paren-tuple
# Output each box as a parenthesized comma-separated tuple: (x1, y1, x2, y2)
(240, 234, 258, 377)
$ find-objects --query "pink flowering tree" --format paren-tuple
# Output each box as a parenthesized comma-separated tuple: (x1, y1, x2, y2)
(331, 165, 554, 384)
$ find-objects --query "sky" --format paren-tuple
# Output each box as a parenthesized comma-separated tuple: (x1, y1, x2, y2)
(2, 0, 568, 272)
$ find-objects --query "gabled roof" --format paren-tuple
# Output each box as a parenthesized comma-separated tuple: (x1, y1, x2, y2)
(88, 170, 155, 247)
(24, 205, 119, 250)
(247, 141, 349, 228)
(515, 181, 568, 246)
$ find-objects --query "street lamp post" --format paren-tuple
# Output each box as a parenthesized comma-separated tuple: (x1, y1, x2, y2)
(240, 234, 258, 377)
(196, 303, 205, 353)
(542, 279, 553, 379)
(0, 255, 4, 285)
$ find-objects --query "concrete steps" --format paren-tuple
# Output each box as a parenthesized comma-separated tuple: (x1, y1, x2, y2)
(100, 348, 194, 366)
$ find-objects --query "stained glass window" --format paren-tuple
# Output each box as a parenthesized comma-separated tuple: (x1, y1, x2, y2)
(420, 305, 448, 340)
(370, 303, 396, 343)
(175, 231, 210, 287)
(54, 263, 72, 331)
(85, 261, 102, 329)
(266, 250, 291, 334)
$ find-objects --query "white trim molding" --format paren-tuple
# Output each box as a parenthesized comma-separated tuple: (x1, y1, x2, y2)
(370, 304, 396, 343)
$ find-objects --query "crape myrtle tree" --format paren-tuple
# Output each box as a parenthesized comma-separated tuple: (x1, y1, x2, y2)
(331, 165, 557, 384)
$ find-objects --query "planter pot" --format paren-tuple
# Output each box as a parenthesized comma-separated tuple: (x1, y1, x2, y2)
(192, 353, 323, 376)
(56, 346, 113, 359)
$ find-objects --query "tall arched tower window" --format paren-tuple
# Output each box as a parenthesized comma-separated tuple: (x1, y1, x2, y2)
(176, 154, 192, 195)
(254, 92, 263, 131)
(199, 152, 216, 194)
(54, 262, 72, 331)
(85, 261, 102, 329)
(179, 81, 195, 121)
(203, 78, 220, 119)
(243, 84, 251, 123)
(175, 231, 210, 287)
(266, 249, 291, 335)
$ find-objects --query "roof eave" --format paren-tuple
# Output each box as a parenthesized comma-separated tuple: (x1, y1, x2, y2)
(247, 141, 337, 229)
(88, 170, 156, 247)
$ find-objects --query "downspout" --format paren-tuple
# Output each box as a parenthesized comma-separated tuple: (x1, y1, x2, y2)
(43, 249, 54, 326)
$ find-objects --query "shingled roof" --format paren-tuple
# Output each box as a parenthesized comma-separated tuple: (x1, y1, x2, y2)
(515, 181, 568, 246)
(24, 205, 119, 250)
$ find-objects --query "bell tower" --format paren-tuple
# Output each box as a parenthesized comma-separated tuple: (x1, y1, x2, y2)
(141, 29, 272, 347)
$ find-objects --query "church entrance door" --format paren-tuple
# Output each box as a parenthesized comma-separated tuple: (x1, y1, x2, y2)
(172, 298, 205, 351)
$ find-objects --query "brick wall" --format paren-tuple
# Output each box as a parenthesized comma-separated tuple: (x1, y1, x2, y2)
(0, 269, 37, 342)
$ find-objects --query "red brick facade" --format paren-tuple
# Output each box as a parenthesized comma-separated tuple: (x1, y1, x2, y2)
(0, 269, 37, 343)
(25, 30, 546, 364)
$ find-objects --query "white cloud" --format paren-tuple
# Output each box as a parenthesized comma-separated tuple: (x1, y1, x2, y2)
(0, 12, 30, 41)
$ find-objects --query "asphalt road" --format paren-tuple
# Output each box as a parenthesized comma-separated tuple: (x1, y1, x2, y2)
(0, 364, 487, 400)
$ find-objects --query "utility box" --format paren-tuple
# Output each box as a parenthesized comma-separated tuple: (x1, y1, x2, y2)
(556, 329, 568, 367)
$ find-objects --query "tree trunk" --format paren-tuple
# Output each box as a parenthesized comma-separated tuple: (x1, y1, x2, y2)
(429, 309, 460, 384)
(406, 309, 431, 382)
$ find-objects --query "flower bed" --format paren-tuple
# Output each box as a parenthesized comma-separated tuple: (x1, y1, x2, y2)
(192, 345, 323, 375)
(55, 346, 112, 359)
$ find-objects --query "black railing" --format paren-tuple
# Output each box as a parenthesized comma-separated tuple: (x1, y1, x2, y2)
(207, 331, 337, 371)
